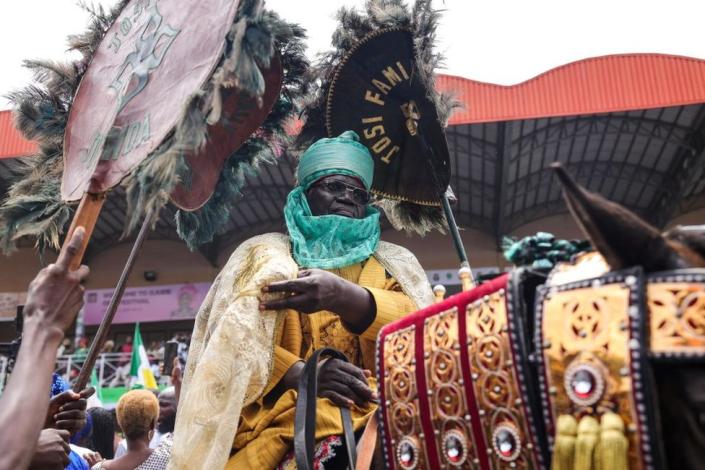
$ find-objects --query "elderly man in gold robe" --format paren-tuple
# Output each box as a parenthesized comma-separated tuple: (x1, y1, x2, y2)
(169, 131, 432, 469)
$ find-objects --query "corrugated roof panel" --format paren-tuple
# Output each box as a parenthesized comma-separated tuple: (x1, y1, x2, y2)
(0, 110, 36, 159)
(437, 53, 705, 125)
(4, 53, 705, 158)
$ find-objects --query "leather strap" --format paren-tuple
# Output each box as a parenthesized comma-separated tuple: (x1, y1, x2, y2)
(355, 410, 379, 470)
(294, 347, 357, 470)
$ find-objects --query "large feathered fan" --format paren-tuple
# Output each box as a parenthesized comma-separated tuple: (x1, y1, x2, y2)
(298, 0, 458, 235)
(0, 0, 308, 253)
(326, 27, 450, 207)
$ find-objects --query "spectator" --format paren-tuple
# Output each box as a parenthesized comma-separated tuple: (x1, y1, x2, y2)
(110, 337, 133, 387)
(91, 390, 171, 469)
(87, 408, 117, 460)
(57, 338, 72, 357)
(119, 337, 133, 357)
(0, 227, 89, 469)
(102, 340, 115, 354)
(75, 337, 89, 362)
(114, 386, 176, 458)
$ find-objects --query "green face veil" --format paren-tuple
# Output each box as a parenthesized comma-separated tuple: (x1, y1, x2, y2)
(284, 131, 380, 269)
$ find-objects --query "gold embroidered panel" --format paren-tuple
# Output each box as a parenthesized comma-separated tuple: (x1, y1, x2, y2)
(423, 307, 479, 468)
(382, 325, 430, 470)
(647, 277, 705, 358)
(466, 290, 538, 470)
(538, 277, 646, 469)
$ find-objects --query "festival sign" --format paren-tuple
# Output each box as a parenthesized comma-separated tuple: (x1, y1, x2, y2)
(62, 0, 242, 199)
(326, 28, 451, 206)
(83, 282, 211, 325)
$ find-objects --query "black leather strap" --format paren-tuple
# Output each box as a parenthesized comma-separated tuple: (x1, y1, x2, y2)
(294, 347, 358, 470)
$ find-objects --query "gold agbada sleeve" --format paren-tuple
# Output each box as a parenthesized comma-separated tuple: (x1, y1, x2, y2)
(169, 235, 433, 470)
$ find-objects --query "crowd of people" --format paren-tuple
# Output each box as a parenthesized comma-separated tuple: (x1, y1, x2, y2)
(0, 229, 182, 469)
(54, 335, 191, 388)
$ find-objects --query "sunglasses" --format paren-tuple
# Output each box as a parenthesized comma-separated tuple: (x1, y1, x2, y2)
(313, 180, 371, 205)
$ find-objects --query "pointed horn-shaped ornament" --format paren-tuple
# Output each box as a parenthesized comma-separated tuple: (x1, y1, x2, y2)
(551, 162, 689, 272)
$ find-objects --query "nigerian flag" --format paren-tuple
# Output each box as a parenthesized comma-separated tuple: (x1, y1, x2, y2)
(129, 323, 157, 389)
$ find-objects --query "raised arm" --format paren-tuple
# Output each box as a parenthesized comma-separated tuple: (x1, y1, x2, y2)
(0, 228, 89, 469)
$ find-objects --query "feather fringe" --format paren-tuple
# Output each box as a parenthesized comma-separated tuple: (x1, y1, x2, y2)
(175, 11, 309, 249)
(297, 0, 459, 235)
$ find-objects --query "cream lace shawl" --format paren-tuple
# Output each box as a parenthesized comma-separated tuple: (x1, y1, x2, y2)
(168, 233, 432, 470)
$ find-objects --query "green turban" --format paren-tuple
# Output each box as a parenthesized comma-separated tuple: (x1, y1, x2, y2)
(285, 130, 380, 269)
(296, 130, 374, 190)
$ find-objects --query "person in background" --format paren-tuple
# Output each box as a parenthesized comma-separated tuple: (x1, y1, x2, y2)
(114, 384, 179, 456)
(91, 390, 172, 470)
(87, 407, 118, 460)
(120, 337, 133, 357)
(102, 340, 115, 354)
(110, 337, 133, 387)
(57, 338, 72, 357)
(0, 228, 90, 469)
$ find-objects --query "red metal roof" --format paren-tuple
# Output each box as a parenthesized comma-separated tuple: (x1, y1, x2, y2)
(0, 110, 36, 159)
(438, 53, 705, 124)
(3, 53, 705, 158)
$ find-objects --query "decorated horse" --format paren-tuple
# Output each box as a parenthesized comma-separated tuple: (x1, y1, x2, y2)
(372, 163, 705, 470)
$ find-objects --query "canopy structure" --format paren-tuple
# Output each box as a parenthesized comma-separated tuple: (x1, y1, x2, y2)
(2, 53, 705, 262)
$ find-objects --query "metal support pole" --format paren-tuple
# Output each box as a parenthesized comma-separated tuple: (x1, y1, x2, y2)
(73, 213, 154, 392)
(440, 194, 475, 290)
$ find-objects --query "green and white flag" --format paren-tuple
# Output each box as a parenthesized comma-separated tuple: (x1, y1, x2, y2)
(129, 323, 157, 389)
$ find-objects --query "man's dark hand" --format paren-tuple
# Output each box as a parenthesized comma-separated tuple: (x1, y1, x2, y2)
(317, 358, 378, 408)
(261, 269, 347, 313)
(260, 269, 375, 332)
(29, 429, 70, 470)
(24, 227, 90, 334)
(45, 387, 94, 435)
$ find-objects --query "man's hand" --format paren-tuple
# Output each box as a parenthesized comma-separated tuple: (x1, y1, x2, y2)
(260, 269, 375, 332)
(45, 387, 95, 435)
(29, 429, 70, 470)
(23, 227, 90, 334)
(260, 269, 347, 313)
(317, 358, 378, 408)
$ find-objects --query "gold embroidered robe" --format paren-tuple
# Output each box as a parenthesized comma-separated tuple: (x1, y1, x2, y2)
(169, 234, 432, 470)
(229, 257, 417, 468)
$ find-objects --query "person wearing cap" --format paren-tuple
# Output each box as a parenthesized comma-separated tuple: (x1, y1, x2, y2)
(170, 131, 433, 470)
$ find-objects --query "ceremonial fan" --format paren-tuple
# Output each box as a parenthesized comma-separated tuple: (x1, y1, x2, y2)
(0, 0, 307, 390)
(299, 0, 475, 289)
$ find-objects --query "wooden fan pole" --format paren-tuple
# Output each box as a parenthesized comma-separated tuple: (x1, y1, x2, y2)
(62, 192, 107, 270)
(73, 212, 153, 392)
(440, 193, 475, 291)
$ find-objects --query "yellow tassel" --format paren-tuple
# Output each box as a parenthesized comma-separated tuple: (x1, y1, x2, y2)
(551, 414, 578, 470)
(575, 416, 600, 470)
(595, 412, 629, 470)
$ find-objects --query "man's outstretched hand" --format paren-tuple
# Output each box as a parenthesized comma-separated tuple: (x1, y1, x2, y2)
(24, 227, 90, 334)
(45, 387, 95, 435)
(260, 269, 375, 333)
